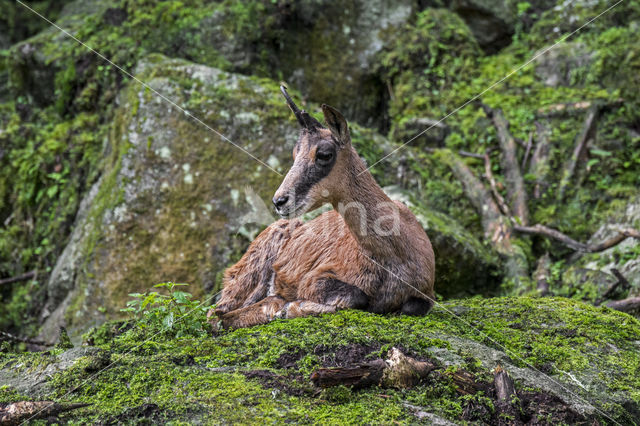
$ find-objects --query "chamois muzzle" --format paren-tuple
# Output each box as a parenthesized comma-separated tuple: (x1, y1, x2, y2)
(280, 84, 323, 131)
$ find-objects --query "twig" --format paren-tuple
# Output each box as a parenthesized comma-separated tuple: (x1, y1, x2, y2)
(0, 270, 37, 286)
(606, 297, 640, 313)
(480, 103, 529, 225)
(513, 224, 640, 253)
(425, 147, 484, 160)
(558, 106, 599, 199)
(521, 132, 533, 170)
(0, 401, 90, 424)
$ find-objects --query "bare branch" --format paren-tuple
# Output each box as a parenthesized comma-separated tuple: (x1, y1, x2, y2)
(595, 268, 631, 306)
(513, 224, 640, 253)
(606, 297, 640, 313)
(557, 106, 598, 199)
(480, 103, 529, 224)
(0, 270, 36, 286)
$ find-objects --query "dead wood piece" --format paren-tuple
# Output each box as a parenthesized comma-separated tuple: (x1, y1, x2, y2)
(0, 270, 36, 286)
(493, 365, 522, 425)
(513, 224, 640, 253)
(310, 347, 435, 390)
(533, 253, 551, 296)
(558, 106, 599, 199)
(310, 359, 387, 389)
(480, 103, 529, 225)
(529, 121, 552, 199)
(443, 368, 484, 396)
(606, 297, 640, 313)
(0, 401, 90, 425)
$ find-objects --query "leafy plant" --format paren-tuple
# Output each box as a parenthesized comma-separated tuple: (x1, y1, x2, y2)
(121, 282, 211, 338)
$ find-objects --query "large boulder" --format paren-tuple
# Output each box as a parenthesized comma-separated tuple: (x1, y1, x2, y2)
(37, 55, 295, 343)
(4, 298, 640, 423)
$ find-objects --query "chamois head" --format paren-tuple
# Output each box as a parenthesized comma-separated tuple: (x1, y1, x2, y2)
(273, 85, 353, 218)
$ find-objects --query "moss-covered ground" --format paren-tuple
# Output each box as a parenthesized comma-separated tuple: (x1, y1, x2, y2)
(2, 296, 639, 424)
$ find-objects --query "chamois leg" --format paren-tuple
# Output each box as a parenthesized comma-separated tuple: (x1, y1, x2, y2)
(212, 219, 301, 318)
(299, 278, 369, 310)
(400, 297, 433, 316)
(276, 300, 337, 319)
(219, 296, 287, 329)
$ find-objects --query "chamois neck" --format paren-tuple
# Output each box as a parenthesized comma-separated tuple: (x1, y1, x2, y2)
(331, 149, 398, 256)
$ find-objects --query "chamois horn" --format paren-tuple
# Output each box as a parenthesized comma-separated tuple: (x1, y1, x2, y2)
(280, 84, 323, 131)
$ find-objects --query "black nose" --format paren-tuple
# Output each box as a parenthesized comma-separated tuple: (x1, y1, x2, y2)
(273, 195, 289, 208)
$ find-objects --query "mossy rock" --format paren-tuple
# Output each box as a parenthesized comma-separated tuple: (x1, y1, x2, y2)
(37, 54, 299, 343)
(3, 297, 640, 423)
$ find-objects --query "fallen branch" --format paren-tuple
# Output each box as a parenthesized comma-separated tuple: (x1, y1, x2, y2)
(529, 121, 552, 199)
(0, 270, 36, 286)
(480, 103, 529, 224)
(557, 106, 598, 199)
(0, 401, 89, 425)
(425, 147, 484, 160)
(513, 224, 640, 253)
(310, 347, 434, 389)
(606, 297, 640, 313)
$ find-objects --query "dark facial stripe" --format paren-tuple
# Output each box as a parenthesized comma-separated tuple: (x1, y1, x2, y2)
(292, 153, 336, 205)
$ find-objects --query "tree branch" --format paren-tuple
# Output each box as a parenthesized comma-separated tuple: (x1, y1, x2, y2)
(606, 297, 640, 313)
(557, 106, 599, 199)
(513, 224, 640, 253)
(533, 253, 551, 296)
(0, 270, 36, 286)
(483, 153, 511, 217)
(480, 103, 529, 224)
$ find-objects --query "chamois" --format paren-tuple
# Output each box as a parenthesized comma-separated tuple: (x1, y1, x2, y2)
(209, 86, 435, 329)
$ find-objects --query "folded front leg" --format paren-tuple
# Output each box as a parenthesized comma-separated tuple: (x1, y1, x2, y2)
(219, 296, 286, 329)
(298, 278, 369, 310)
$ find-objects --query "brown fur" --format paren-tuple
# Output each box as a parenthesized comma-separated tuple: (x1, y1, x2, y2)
(210, 97, 435, 329)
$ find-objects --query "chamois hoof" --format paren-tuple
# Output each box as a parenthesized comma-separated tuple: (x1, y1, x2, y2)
(400, 297, 433, 316)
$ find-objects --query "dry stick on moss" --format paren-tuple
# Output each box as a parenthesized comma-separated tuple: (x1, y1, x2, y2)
(557, 105, 599, 199)
(607, 297, 640, 313)
(480, 103, 529, 225)
(529, 121, 552, 199)
(0, 270, 36, 286)
(512, 224, 640, 253)
(310, 347, 434, 389)
(533, 253, 551, 296)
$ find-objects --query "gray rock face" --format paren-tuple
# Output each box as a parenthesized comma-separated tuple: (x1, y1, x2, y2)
(535, 42, 594, 87)
(37, 55, 297, 343)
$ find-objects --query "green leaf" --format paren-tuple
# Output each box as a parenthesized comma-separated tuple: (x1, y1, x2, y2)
(163, 312, 174, 329)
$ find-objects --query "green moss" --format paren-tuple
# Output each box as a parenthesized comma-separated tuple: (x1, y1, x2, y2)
(3, 297, 639, 423)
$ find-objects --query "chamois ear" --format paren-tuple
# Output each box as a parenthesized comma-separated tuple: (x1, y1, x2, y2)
(321, 104, 350, 146)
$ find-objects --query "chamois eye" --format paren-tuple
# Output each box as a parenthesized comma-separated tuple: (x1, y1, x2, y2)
(316, 151, 333, 164)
